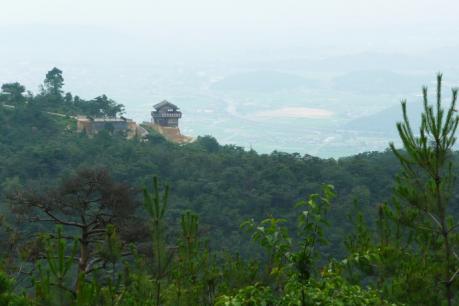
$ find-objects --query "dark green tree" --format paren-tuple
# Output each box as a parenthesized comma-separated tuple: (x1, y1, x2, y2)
(195, 135, 220, 153)
(0, 82, 26, 104)
(90, 95, 125, 117)
(43, 67, 64, 97)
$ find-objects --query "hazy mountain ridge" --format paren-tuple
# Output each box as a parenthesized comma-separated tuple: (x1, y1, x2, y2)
(211, 70, 318, 93)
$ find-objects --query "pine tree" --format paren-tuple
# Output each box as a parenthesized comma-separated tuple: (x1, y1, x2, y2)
(390, 74, 459, 306)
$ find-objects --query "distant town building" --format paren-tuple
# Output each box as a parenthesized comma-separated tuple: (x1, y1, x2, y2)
(76, 116, 137, 136)
(151, 100, 182, 128)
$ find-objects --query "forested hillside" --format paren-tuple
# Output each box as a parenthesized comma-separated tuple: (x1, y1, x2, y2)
(1, 69, 459, 305)
(0, 102, 400, 256)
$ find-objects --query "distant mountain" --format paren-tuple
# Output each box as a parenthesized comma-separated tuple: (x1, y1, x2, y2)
(252, 52, 430, 73)
(211, 70, 317, 93)
(252, 50, 459, 75)
(332, 70, 427, 95)
(345, 101, 424, 134)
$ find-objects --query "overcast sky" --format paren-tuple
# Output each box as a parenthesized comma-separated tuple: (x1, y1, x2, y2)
(1, 0, 458, 57)
(3, 0, 458, 29)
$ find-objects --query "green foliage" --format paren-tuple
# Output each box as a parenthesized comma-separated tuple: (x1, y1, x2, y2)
(241, 217, 292, 278)
(165, 211, 218, 306)
(97, 224, 123, 285)
(7, 67, 126, 117)
(215, 283, 275, 306)
(341, 74, 459, 306)
(34, 226, 78, 305)
(216, 185, 396, 305)
(194, 135, 220, 153)
(389, 74, 459, 305)
(0, 82, 26, 104)
(43, 67, 64, 97)
(235, 185, 393, 305)
(177, 211, 200, 281)
(294, 184, 334, 281)
(0, 271, 29, 306)
(280, 266, 395, 306)
(75, 95, 125, 118)
(144, 177, 170, 223)
(143, 177, 171, 306)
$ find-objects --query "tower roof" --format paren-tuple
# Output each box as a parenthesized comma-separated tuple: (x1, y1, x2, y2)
(153, 100, 179, 110)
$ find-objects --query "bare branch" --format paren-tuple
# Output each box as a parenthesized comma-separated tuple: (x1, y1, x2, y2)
(42, 210, 84, 228)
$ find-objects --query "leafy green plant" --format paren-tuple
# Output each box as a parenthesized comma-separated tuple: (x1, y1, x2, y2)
(241, 217, 292, 285)
(293, 184, 335, 305)
(215, 283, 275, 306)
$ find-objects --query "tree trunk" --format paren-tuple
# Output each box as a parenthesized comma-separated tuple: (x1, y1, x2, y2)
(76, 226, 89, 294)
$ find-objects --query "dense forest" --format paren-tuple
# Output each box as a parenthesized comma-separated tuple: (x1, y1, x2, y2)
(0, 69, 458, 305)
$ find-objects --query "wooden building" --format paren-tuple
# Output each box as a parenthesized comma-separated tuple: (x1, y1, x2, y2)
(151, 100, 182, 128)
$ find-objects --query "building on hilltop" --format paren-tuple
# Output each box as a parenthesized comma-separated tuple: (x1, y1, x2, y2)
(76, 116, 138, 137)
(146, 100, 192, 144)
(151, 100, 182, 128)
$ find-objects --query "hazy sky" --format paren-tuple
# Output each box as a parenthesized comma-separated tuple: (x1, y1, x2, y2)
(2, 0, 458, 56)
(3, 0, 458, 28)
